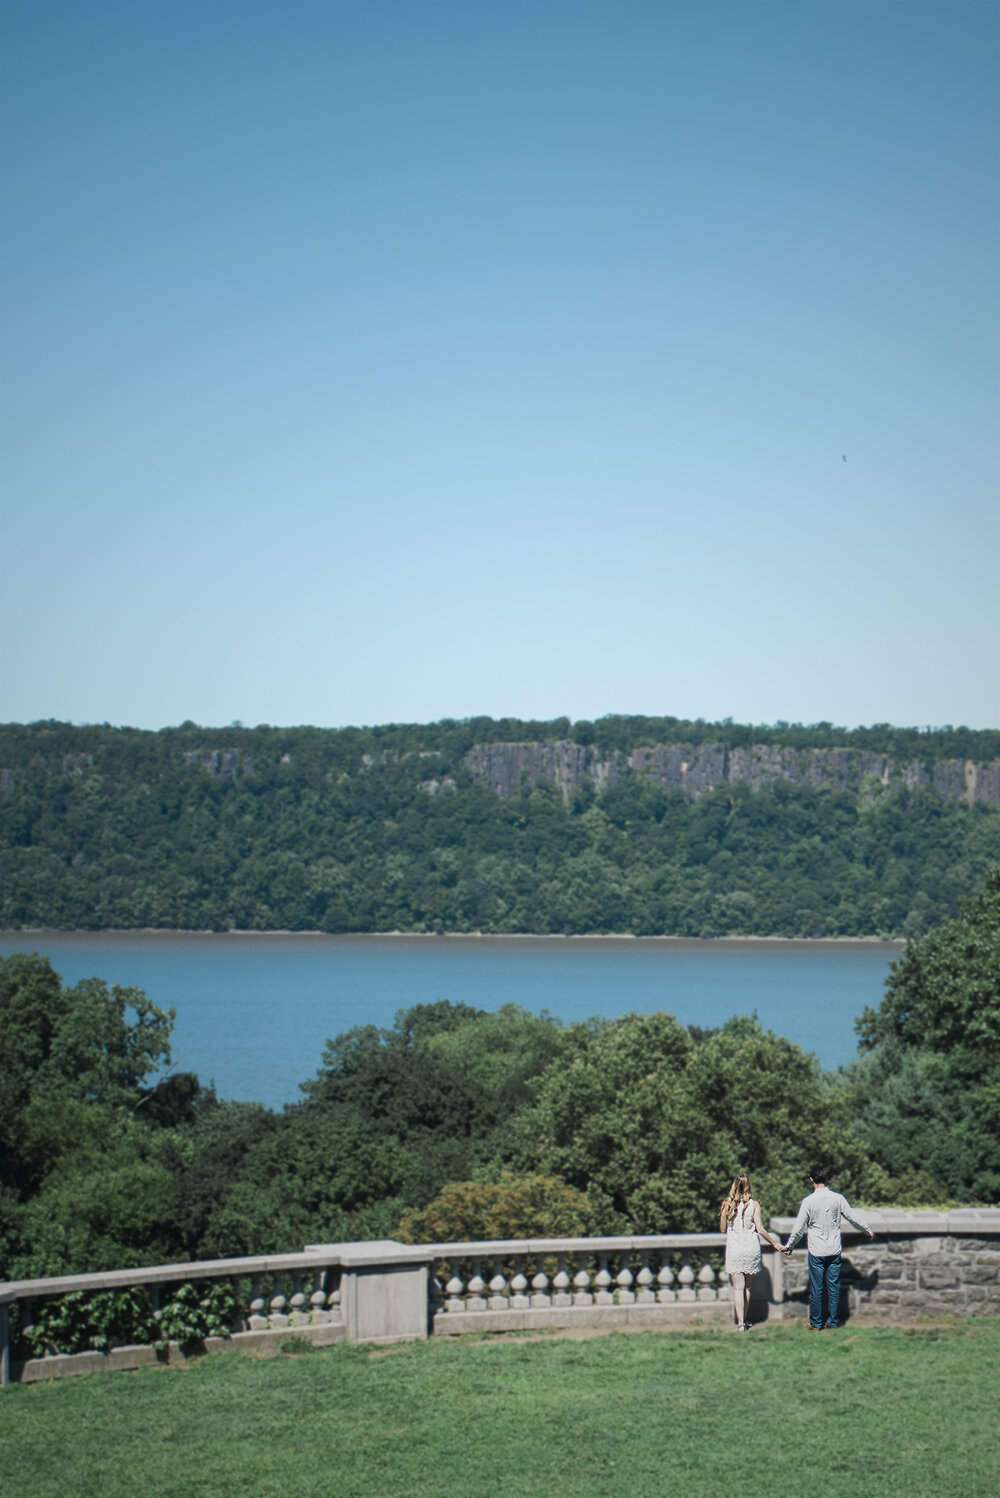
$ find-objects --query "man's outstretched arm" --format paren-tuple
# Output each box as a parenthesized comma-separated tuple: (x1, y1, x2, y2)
(840, 1198, 875, 1239)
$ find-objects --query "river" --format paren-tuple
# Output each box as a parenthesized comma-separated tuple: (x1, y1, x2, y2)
(0, 930, 902, 1111)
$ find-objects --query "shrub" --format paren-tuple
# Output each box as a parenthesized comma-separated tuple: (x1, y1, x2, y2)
(396, 1171, 592, 1243)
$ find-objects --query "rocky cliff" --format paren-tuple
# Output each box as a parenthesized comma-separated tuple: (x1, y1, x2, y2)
(464, 741, 1000, 807)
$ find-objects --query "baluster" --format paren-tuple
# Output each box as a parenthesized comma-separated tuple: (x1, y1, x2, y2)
(616, 1262, 635, 1305)
(328, 1270, 342, 1318)
(21, 1300, 36, 1354)
(552, 1256, 573, 1309)
(249, 1280, 268, 1330)
(676, 1258, 697, 1303)
(289, 1274, 308, 1326)
(508, 1258, 530, 1310)
(466, 1259, 487, 1313)
(269, 1277, 289, 1328)
(530, 1266, 551, 1309)
(573, 1265, 594, 1306)
(487, 1266, 508, 1311)
(594, 1255, 615, 1306)
(657, 1259, 676, 1304)
(309, 1270, 329, 1324)
(228, 1276, 245, 1333)
(636, 1254, 656, 1305)
(445, 1270, 466, 1314)
(428, 1265, 445, 1316)
(696, 1256, 717, 1301)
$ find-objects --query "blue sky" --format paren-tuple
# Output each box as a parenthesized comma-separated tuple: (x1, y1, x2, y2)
(3, 1, 997, 733)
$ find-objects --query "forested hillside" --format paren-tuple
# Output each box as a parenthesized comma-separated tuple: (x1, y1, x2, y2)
(3, 716, 1000, 937)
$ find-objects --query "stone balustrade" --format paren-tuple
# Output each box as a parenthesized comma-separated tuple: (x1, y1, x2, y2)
(423, 1234, 767, 1334)
(0, 1250, 348, 1386)
(2, 1211, 997, 1385)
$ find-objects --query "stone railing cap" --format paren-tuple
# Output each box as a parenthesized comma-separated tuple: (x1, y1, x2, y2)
(0, 1249, 344, 1301)
(364, 1233, 727, 1258)
(769, 1207, 1000, 1234)
(304, 1239, 432, 1268)
(306, 1233, 729, 1263)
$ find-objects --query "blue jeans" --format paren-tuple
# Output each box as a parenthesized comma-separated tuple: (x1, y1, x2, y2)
(807, 1252, 842, 1328)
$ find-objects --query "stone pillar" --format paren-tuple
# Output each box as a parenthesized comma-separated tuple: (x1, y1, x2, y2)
(340, 1263, 428, 1343)
(306, 1242, 429, 1345)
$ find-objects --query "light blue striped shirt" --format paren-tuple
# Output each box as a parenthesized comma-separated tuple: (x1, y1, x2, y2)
(785, 1186, 872, 1257)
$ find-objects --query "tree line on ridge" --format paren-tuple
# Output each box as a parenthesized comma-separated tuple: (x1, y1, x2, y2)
(2, 716, 1000, 938)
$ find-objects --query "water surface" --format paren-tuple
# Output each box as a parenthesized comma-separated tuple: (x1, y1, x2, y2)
(0, 931, 902, 1110)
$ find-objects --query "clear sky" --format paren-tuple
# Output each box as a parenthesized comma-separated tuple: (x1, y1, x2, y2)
(3, 1, 997, 733)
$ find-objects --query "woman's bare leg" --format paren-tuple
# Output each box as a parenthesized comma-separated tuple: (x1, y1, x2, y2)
(743, 1275, 754, 1326)
(730, 1273, 746, 1327)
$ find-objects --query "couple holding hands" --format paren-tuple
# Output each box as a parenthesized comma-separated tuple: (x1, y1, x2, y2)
(720, 1167, 874, 1331)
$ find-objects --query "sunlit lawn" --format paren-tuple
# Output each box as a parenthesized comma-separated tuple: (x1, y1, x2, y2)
(4, 1321, 998, 1498)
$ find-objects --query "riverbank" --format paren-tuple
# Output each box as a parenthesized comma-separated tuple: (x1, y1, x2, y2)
(1, 926, 906, 945)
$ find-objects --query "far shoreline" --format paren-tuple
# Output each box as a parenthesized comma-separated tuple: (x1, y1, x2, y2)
(0, 926, 906, 948)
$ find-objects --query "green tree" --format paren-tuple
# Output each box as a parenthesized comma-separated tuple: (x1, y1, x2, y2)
(510, 1012, 883, 1231)
(195, 1110, 409, 1258)
(850, 865, 1000, 1200)
(857, 866, 1000, 1057)
(162, 1097, 280, 1258)
(0, 953, 179, 1276)
(6, 1098, 180, 1277)
(301, 1001, 568, 1210)
(0, 953, 174, 1194)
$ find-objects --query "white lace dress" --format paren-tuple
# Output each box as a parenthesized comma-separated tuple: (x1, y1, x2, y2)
(725, 1199, 762, 1275)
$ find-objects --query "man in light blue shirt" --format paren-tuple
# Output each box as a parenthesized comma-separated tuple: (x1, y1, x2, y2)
(780, 1165, 874, 1329)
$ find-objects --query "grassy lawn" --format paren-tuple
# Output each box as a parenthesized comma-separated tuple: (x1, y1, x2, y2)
(3, 1321, 997, 1498)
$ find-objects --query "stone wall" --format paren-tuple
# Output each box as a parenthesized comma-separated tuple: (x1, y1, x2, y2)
(770, 1209, 1000, 1321)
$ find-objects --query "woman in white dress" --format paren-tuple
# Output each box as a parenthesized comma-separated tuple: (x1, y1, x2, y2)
(720, 1173, 784, 1331)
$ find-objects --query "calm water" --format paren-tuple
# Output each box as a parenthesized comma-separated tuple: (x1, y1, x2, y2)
(0, 931, 903, 1111)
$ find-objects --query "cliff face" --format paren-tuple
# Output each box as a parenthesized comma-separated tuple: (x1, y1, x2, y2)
(464, 741, 1000, 808)
(4, 736, 1000, 810)
(183, 749, 252, 778)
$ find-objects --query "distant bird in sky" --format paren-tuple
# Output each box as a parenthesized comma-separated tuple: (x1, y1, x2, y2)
(842, 454, 848, 462)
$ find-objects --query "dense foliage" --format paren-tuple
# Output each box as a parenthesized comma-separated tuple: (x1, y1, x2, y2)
(0, 953, 180, 1275)
(848, 867, 1000, 1201)
(20, 1280, 239, 1357)
(2, 717, 1000, 937)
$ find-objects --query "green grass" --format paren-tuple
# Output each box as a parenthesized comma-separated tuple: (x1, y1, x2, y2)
(3, 1322, 998, 1498)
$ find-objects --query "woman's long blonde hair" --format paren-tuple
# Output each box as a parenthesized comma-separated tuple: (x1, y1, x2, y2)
(721, 1172, 753, 1226)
